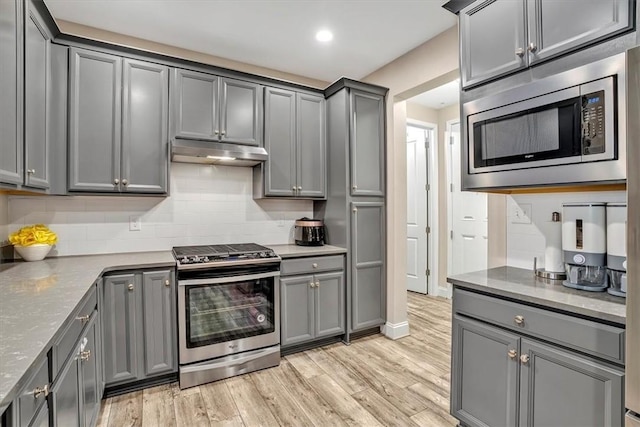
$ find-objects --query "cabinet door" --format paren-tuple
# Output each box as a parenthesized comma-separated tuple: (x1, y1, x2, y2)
(121, 59, 169, 194)
(30, 403, 49, 427)
(527, 0, 632, 65)
(51, 353, 80, 427)
(350, 201, 385, 331)
(280, 275, 314, 346)
(519, 339, 624, 427)
(460, 0, 527, 88)
(102, 274, 139, 385)
(263, 87, 296, 197)
(297, 93, 326, 198)
(141, 270, 176, 377)
(220, 77, 262, 146)
(349, 90, 384, 196)
(79, 314, 100, 427)
(0, 0, 22, 186)
(172, 68, 218, 140)
(451, 315, 520, 427)
(314, 271, 345, 338)
(23, 0, 50, 190)
(68, 48, 122, 192)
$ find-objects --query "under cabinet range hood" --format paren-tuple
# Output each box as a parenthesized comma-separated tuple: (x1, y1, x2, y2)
(170, 139, 268, 167)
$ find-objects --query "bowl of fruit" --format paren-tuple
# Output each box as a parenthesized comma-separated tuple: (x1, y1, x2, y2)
(9, 224, 58, 261)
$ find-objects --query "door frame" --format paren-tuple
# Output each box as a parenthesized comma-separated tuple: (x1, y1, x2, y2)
(406, 119, 439, 296)
(445, 118, 460, 298)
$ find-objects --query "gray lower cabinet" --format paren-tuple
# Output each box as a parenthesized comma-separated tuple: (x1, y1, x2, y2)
(351, 201, 385, 331)
(259, 88, 325, 198)
(451, 289, 625, 427)
(51, 354, 80, 427)
(102, 269, 176, 387)
(459, 0, 633, 88)
(349, 90, 384, 197)
(30, 405, 49, 427)
(69, 47, 169, 194)
(172, 68, 262, 146)
(79, 316, 101, 427)
(280, 258, 345, 348)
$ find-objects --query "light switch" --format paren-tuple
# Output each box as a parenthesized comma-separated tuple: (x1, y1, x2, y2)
(129, 215, 142, 231)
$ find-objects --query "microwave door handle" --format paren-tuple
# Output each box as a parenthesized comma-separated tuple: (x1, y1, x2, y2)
(179, 271, 280, 287)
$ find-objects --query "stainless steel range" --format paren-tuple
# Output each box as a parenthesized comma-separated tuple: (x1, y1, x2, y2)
(173, 243, 281, 389)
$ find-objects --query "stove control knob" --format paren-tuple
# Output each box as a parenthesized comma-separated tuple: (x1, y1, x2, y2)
(259, 252, 266, 257)
(181, 257, 189, 264)
(193, 256, 201, 262)
(203, 257, 209, 263)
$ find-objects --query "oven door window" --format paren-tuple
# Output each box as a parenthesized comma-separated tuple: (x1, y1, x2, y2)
(472, 97, 581, 169)
(185, 278, 275, 348)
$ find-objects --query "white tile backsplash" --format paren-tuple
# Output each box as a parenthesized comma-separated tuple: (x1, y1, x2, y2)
(7, 163, 313, 256)
(506, 191, 625, 269)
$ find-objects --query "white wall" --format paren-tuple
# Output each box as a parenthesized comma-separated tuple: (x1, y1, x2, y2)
(506, 191, 625, 269)
(7, 163, 312, 256)
(0, 195, 8, 244)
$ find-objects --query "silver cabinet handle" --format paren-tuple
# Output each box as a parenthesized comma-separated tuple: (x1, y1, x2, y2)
(528, 43, 537, 53)
(128, 283, 134, 291)
(114, 178, 120, 185)
(297, 186, 302, 191)
(520, 354, 530, 364)
(309, 281, 315, 288)
(80, 350, 91, 362)
(352, 208, 357, 213)
(508, 349, 517, 359)
(165, 279, 170, 287)
(32, 384, 49, 398)
(76, 314, 90, 323)
(27, 169, 35, 174)
(221, 130, 226, 136)
(214, 130, 219, 135)
(315, 281, 320, 288)
(122, 179, 128, 186)
(515, 47, 525, 57)
(312, 263, 318, 268)
(352, 185, 357, 190)
(292, 186, 297, 192)
(514, 315, 525, 325)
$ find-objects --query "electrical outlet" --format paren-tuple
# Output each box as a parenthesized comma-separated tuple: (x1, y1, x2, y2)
(277, 213, 285, 228)
(512, 203, 532, 224)
(129, 215, 142, 231)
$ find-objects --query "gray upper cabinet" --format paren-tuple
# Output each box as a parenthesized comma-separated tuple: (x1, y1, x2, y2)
(314, 271, 345, 338)
(121, 59, 169, 194)
(103, 269, 177, 387)
(460, 0, 633, 88)
(260, 88, 326, 199)
(451, 315, 519, 427)
(69, 47, 168, 194)
(526, 0, 632, 64)
(460, 0, 527, 88)
(280, 275, 315, 347)
(350, 90, 384, 197)
(351, 201, 385, 331)
(171, 69, 262, 146)
(519, 339, 624, 427)
(23, 0, 50, 190)
(69, 48, 122, 193)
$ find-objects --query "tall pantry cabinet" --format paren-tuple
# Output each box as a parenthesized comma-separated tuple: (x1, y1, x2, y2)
(317, 79, 388, 337)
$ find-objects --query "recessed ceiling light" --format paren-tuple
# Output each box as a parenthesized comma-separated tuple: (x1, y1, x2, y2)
(315, 29, 333, 42)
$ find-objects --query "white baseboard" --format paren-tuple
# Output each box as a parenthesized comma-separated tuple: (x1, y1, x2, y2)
(381, 321, 410, 340)
(437, 287, 452, 299)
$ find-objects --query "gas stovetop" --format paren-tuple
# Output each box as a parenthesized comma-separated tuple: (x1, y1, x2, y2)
(172, 243, 279, 269)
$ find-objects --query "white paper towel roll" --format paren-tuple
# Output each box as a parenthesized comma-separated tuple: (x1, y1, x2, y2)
(544, 220, 564, 273)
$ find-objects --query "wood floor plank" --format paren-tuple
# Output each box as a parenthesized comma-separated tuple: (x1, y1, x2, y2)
(142, 384, 177, 427)
(347, 340, 420, 388)
(250, 367, 315, 427)
(410, 408, 457, 427)
(211, 416, 245, 427)
(306, 374, 384, 427)
(226, 375, 280, 427)
(108, 390, 143, 427)
(305, 348, 368, 395)
(284, 351, 323, 379)
(351, 388, 420, 427)
(174, 386, 210, 427)
(200, 380, 242, 424)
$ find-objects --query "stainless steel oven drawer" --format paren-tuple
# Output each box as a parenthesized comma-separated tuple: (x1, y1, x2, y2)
(280, 255, 344, 276)
(453, 288, 625, 364)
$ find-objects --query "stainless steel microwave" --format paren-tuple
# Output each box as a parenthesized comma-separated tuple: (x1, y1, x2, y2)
(462, 53, 627, 190)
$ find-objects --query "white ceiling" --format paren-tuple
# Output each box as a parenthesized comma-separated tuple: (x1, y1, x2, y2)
(43, 0, 457, 83)
(408, 78, 459, 110)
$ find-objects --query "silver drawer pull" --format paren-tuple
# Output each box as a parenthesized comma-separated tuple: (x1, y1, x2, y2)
(114, 178, 119, 185)
(514, 315, 525, 325)
(315, 281, 320, 288)
(520, 354, 530, 364)
(128, 283, 134, 291)
(76, 314, 90, 323)
(508, 349, 517, 359)
(165, 279, 170, 287)
(312, 263, 318, 268)
(32, 384, 49, 398)
(515, 47, 524, 58)
(80, 350, 91, 362)
(528, 43, 537, 53)
(309, 281, 315, 288)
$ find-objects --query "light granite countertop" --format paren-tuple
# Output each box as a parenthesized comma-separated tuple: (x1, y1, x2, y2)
(448, 266, 626, 325)
(0, 251, 175, 410)
(268, 244, 347, 258)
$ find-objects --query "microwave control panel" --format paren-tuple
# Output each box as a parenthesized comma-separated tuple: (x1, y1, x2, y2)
(581, 90, 605, 155)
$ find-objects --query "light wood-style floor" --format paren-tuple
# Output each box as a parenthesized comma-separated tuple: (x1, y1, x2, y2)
(97, 292, 456, 427)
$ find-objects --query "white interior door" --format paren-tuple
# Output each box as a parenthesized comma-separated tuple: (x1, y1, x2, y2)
(448, 122, 488, 276)
(406, 125, 429, 293)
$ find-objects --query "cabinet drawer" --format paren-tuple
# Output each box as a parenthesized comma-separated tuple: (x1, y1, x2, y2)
(52, 286, 97, 377)
(453, 288, 625, 364)
(281, 255, 344, 276)
(18, 356, 49, 427)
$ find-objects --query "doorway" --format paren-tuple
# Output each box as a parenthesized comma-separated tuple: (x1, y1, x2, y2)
(406, 123, 435, 294)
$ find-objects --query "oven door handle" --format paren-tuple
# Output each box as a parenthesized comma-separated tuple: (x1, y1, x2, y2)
(178, 271, 280, 287)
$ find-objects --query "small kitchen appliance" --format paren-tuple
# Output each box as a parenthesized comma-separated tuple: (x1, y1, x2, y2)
(606, 203, 627, 297)
(294, 217, 325, 246)
(561, 203, 608, 291)
(173, 243, 281, 389)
